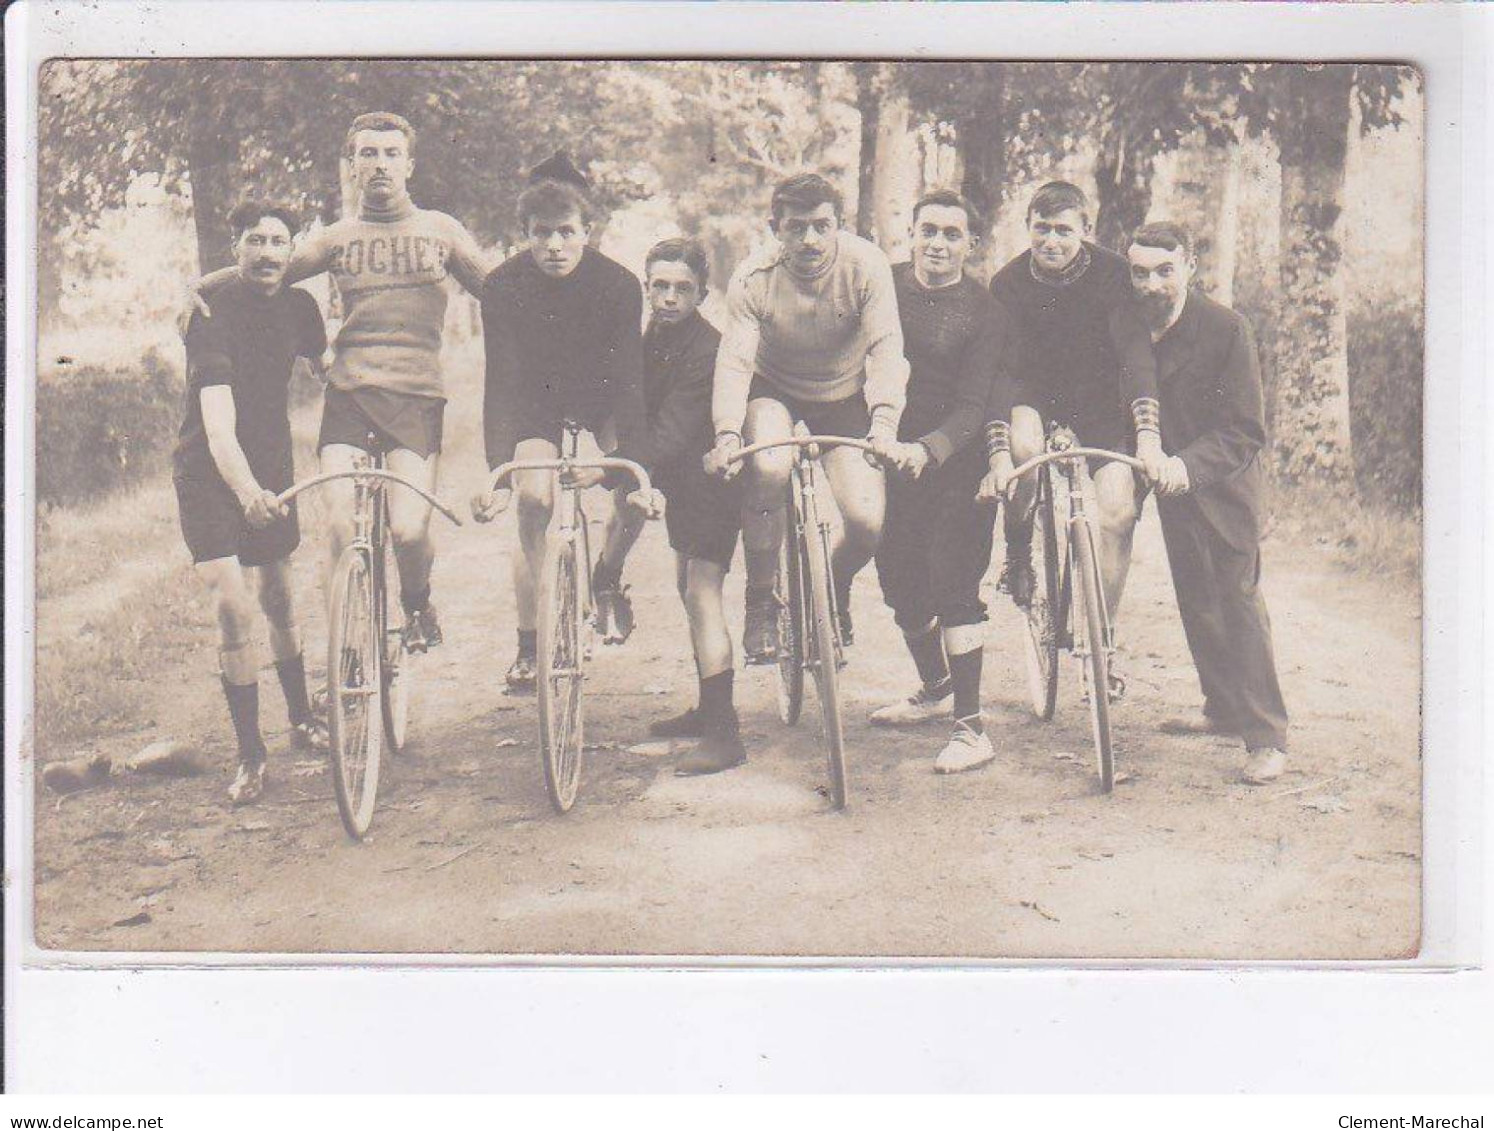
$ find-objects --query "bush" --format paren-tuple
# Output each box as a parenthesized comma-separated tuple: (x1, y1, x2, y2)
(36, 348, 185, 507)
(1348, 297, 1423, 508)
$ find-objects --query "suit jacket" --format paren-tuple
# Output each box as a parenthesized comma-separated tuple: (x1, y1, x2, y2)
(1154, 291, 1268, 552)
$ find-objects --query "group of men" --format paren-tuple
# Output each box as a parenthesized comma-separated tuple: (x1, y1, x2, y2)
(173, 110, 1289, 806)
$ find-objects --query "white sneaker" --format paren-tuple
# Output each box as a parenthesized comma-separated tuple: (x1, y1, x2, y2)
(933, 721, 996, 775)
(870, 679, 953, 727)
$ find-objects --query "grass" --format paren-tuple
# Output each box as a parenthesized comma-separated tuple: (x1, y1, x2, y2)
(35, 481, 181, 600)
(1266, 477, 1421, 586)
(33, 560, 211, 757)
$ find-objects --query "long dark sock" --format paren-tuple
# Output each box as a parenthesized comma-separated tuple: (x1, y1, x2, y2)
(221, 677, 266, 763)
(401, 585, 431, 615)
(699, 669, 736, 727)
(274, 653, 313, 725)
(948, 647, 983, 735)
(517, 628, 537, 657)
(593, 554, 622, 592)
(903, 620, 950, 689)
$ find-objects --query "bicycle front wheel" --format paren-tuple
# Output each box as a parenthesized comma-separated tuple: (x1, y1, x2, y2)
(1072, 520, 1115, 793)
(804, 510, 847, 809)
(327, 546, 383, 839)
(1021, 465, 1061, 721)
(775, 484, 807, 725)
(537, 533, 585, 813)
(378, 533, 414, 754)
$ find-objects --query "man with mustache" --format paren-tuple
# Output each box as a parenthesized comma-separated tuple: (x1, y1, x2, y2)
(1126, 221, 1289, 784)
(869, 190, 1018, 774)
(187, 112, 495, 653)
(471, 154, 660, 691)
(983, 181, 1165, 699)
(704, 172, 909, 663)
(174, 200, 329, 804)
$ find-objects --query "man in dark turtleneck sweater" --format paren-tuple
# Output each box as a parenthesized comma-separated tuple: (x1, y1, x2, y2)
(984, 181, 1165, 697)
(472, 157, 658, 690)
(870, 190, 1018, 775)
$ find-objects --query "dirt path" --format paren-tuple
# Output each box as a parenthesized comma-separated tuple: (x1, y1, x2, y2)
(31, 454, 1421, 961)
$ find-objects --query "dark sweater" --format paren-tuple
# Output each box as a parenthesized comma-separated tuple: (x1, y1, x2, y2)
(480, 247, 648, 469)
(892, 262, 1017, 467)
(644, 310, 721, 478)
(987, 243, 1157, 424)
(175, 276, 326, 488)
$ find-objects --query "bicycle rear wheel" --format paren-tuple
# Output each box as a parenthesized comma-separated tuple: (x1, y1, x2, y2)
(1020, 465, 1061, 721)
(1072, 520, 1115, 793)
(327, 546, 383, 839)
(803, 504, 847, 809)
(775, 483, 807, 726)
(377, 523, 414, 754)
(537, 533, 585, 812)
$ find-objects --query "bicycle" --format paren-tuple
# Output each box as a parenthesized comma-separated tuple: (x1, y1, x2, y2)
(727, 431, 878, 811)
(1007, 426, 1147, 793)
(482, 422, 656, 814)
(277, 442, 464, 839)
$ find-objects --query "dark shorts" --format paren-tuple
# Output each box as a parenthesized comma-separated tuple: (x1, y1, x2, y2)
(1014, 385, 1135, 471)
(658, 460, 743, 571)
(175, 469, 300, 568)
(319, 386, 445, 459)
(747, 374, 871, 440)
(875, 451, 995, 630)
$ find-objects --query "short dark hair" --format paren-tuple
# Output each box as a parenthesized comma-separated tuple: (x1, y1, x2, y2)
(344, 111, 416, 158)
(1130, 221, 1197, 260)
(645, 237, 710, 290)
(228, 199, 300, 241)
(517, 178, 595, 231)
(770, 172, 843, 224)
(1027, 180, 1090, 225)
(911, 188, 980, 235)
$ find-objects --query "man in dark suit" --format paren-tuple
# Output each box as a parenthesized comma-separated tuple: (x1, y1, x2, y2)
(1126, 222, 1290, 785)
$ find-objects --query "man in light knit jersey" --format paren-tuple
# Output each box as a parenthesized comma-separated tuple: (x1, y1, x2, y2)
(187, 112, 495, 651)
(704, 172, 910, 662)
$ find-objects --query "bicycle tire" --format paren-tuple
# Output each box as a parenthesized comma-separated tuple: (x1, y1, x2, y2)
(537, 533, 585, 813)
(377, 514, 414, 755)
(803, 501, 848, 810)
(1021, 465, 1062, 721)
(775, 480, 806, 726)
(1073, 520, 1115, 793)
(327, 546, 383, 839)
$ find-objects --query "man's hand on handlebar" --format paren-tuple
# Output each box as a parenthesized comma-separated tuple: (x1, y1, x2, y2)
(976, 451, 1016, 504)
(1155, 455, 1191, 497)
(470, 486, 512, 523)
(626, 487, 665, 519)
(704, 431, 743, 481)
(1136, 430, 1168, 485)
(241, 488, 287, 530)
(559, 465, 607, 491)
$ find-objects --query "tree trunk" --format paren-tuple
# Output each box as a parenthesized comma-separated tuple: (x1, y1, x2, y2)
(1093, 127, 1154, 253)
(1231, 133, 1283, 439)
(870, 67, 916, 260)
(186, 110, 241, 273)
(854, 62, 879, 240)
(1273, 65, 1354, 482)
(955, 70, 1007, 278)
(1154, 136, 1238, 303)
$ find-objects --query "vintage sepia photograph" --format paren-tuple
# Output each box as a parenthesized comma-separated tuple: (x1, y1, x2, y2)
(26, 56, 1424, 962)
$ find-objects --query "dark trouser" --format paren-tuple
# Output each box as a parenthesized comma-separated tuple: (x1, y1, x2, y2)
(875, 453, 994, 632)
(1158, 497, 1289, 751)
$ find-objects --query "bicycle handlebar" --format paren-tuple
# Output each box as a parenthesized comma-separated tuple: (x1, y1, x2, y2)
(275, 470, 465, 526)
(485, 456, 654, 498)
(1010, 447, 1148, 480)
(727, 435, 878, 463)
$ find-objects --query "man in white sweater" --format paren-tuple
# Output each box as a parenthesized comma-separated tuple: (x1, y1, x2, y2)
(705, 173, 910, 661)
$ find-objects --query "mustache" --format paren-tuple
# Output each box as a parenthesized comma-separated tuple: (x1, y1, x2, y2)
(252, 259, 281, 270)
